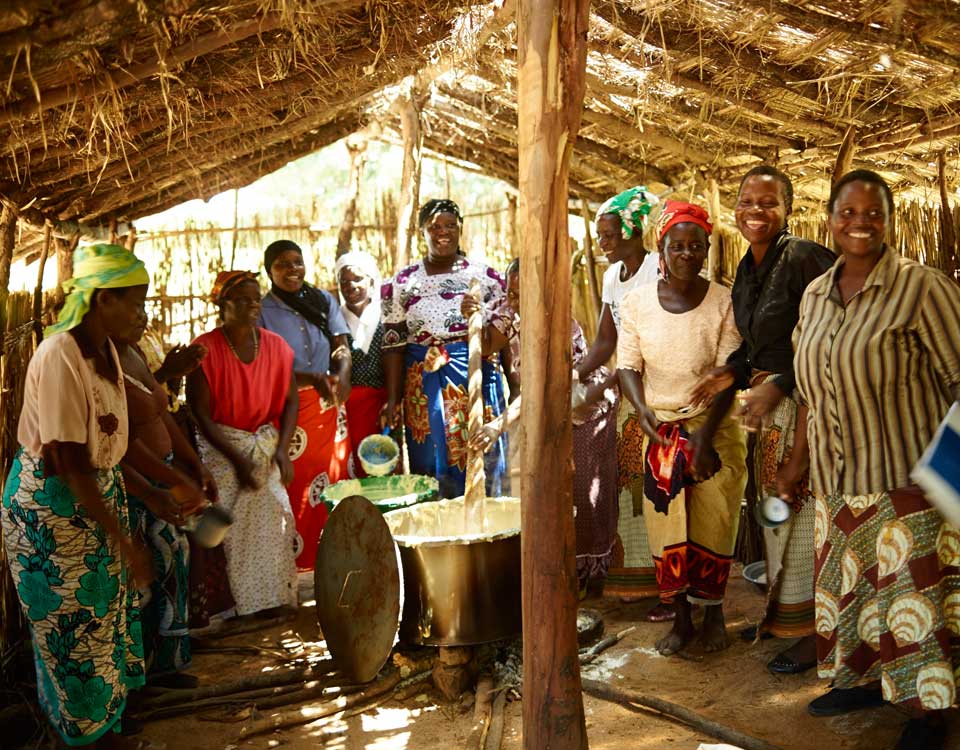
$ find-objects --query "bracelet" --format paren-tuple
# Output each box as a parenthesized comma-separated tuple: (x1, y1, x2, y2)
(331, 344, 351, 361)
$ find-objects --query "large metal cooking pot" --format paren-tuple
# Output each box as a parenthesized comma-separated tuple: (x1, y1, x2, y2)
(383, 496, 521, 646)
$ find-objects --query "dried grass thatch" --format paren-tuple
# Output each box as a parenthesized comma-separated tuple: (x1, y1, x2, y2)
(0, 0, 956, 260)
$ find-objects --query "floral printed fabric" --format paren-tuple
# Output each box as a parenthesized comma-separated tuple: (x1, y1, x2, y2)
(1, 449, 144, 746)
(815, 486, 960, 709)
(381, 258, 506, 350)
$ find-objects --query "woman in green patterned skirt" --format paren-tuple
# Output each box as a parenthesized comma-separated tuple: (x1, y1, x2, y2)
(1, 244, 154, 747)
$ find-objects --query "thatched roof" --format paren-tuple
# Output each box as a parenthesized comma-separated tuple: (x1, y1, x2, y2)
(2, 0, 958, 256)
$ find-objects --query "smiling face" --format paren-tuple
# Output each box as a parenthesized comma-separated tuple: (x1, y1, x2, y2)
(97, 284, 149, 341)
(735, 174, 790, 248)
(221, 280, 262, 326)
(338, 266, 373, 308)
(506, 270, 520, 314)
(660, 223, 709, 281)
(268, 249, 306, 293)
(596, 214, 629, 263)
(422, 211, 461, 261)
(828, 180, 889, 260)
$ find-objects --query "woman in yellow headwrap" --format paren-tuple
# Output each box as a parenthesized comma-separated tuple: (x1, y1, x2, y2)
(1, 244, 155, 747)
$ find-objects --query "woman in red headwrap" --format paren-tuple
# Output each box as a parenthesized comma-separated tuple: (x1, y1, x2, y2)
(617, 201, 747, 656)
(187, 271, 300, 617)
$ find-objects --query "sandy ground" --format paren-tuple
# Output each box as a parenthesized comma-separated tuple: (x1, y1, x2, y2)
(133, 568, 960, 750)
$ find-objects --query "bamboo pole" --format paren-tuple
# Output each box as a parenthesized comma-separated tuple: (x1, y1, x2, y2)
(31, 222, 51, 344)
(831, 126, 858, 187)
(580, 197, 601, 310)
(0, 205, 17, 338)
(937, 150, 957, 280)
(706, 178, 723, 282)
(517, 1, 591, 748)
(465, 278, 487, 530)
(337, 136, 368, 257)
(395, 93, 424, 270)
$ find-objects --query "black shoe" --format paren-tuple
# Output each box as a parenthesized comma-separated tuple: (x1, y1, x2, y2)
(739, 624, 774, 643)
(767, 650, 816, 674)
(807, 686, 885, 717)
(896, 717, 947, 750)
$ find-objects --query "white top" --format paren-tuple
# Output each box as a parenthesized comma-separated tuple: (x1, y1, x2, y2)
(617, 281, 741, 417)
(18, 333, 129, 469)
(601, 252, 660, 330)
(342, 299, 381, 355)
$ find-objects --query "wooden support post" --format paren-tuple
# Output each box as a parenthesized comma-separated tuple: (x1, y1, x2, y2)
(706, 178, 723, 282)
(831, 126, 857, 187)
(0, 205, 16, 337)
(506, 193, 519, 256)
(937, 150, 957, 280)
(32, 222, 52, 344)
(230, 188, 240, 269)
(395, 92, 424, 270)
(517, 1, 591, 749)
(337, 136, 369, 257)
(465, 279, 487, 530)
(580, 197, 601, 310)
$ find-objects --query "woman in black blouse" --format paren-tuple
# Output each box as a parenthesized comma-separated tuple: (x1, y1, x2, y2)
(336, 251, 387, 476)
(693, 165, 834, 674)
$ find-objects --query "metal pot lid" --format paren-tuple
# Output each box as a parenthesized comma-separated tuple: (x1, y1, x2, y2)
(314, 495, 401, 683)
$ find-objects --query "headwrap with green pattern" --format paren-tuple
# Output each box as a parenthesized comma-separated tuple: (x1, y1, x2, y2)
(45, 243, 150, 336)
(595, 186, 659, 240)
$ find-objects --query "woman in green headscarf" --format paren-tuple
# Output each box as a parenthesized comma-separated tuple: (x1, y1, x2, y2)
(1, 244, 157, 747)
(576, 186, 670, 618)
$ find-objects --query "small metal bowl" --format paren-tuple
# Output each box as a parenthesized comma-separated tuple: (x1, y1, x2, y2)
(357, 433, 400, 476)
(742, 560, 768, 594)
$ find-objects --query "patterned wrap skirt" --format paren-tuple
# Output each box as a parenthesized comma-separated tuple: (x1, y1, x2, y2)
(1, 449, 145, 746)
(752, 372, 816, 639)
(197, 424, 299, 616)
(815, 486, 960, 709)
(126, 455, 190, 677)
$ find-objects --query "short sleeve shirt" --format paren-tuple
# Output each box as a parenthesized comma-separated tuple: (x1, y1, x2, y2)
(380, 258, 506, 350)
(18, 333, 129, 469)
(601, 253, 660, 330)
(258, 289, 350, 375)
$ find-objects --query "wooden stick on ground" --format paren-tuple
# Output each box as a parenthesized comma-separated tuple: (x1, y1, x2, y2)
(581, 678, 781, 750)
(140, 660, 335, 708)
(239, 669, 404, 739)
(466, 674, 495, 750)
(579, 626, 636, 665)
(483, 688, 508, 750)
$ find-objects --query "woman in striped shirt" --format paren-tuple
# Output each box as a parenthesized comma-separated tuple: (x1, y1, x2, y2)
(789, 170, 960, 750)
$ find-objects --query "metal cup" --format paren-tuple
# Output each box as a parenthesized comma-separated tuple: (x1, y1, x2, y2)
(755, 495, 791, 529)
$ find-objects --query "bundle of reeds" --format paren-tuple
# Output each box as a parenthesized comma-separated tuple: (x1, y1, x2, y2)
(1, 291, 35, 683)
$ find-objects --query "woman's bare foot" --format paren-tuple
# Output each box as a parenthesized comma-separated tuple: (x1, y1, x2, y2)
(656, 599, 695, 655)
(767, 634, 817, 673)
(699, 604, 729, 653)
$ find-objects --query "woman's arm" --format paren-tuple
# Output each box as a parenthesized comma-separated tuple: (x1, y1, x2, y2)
(330, 333, 353, 404)
(617, 368, 661, 443)
(160, 409, 218, 503)
(576, 305, 617, 379)
(776, 404, 809, 501)
(274, 372, 299, 486)
(382, 348, 406, 429)
(186, 367, 259, 488)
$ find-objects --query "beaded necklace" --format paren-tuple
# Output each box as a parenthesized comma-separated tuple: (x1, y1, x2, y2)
(222, 327, 259, 362)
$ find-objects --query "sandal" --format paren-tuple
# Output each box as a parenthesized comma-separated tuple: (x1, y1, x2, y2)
(896, 717, 947, 750)
(807, 687, 885, 717)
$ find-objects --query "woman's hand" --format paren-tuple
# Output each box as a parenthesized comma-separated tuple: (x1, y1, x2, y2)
(736, 382, 785, 432)
(193, 463, 219, 504)
(468, 421, 502, 454)
(687, 430, 719, 482)
(233, 454, 261, 490)
(461, 293, 481, 320)
(143, 487, 185, 526)
(170, 482, 208, 519)
(775, 455, 808, 504)
(118, 538, 154, 590)
(275, 451, 295, 486)
(337, 376, 351, 405)
(635, 405, 665, 444)
(157, 344, 207, 383)
(380, 400, 403, 430)
(689, 366, 735, 408)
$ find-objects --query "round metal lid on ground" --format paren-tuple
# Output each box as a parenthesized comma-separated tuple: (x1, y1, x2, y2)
(314, 494, 401, 683)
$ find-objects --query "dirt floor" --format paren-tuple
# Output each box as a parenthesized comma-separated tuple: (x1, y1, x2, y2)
(131, 567, 960, 750)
